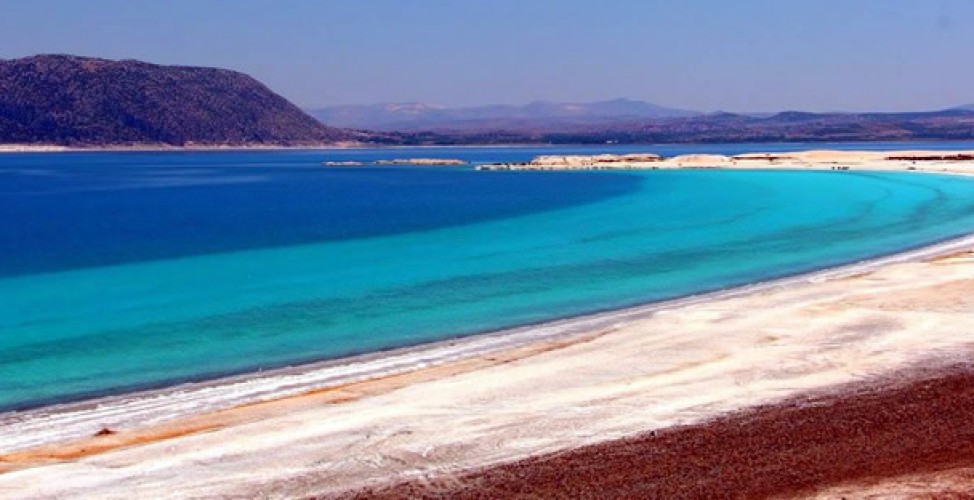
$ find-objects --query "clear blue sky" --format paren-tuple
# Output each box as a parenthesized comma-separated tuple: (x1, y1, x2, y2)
(2, 0, 972, 112)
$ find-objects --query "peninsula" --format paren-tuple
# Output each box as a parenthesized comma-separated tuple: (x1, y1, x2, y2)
(478, 149, 974, 173)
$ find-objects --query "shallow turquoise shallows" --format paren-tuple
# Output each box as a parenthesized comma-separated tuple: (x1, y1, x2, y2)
(4, 148, 974, 411)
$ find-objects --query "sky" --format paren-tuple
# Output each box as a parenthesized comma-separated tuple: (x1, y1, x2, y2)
(1, 0, 972, 112)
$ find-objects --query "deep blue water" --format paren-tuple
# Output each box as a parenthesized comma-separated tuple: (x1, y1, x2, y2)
(0, 157, 637, 276)
(4, 142, 974, 411)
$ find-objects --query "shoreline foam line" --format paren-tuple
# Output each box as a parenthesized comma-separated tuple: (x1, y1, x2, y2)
(3, 225, 974, 455)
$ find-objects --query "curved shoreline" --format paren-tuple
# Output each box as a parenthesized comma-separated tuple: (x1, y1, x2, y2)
(4, 215, 971, 415)
(3, 227, 974, 455)
(0, 238, 974, 498)
(2, 232, 973, 497)
(5, 163, 974, 497)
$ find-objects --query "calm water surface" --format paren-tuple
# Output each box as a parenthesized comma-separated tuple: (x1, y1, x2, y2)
(4, 142, 974, 410)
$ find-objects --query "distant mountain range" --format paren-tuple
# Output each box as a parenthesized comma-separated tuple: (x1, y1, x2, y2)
(309, 99, 974, 145)
(0, 55, 363, 146)
(394, 108, 974, 145)
(308, 98, 699, 131)
(1, 54, 972, 147)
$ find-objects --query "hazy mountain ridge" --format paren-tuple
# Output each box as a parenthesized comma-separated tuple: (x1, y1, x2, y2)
(308, 98, 699, 131)
(2, 55, 971, 147)
(311, 98, 974, 144)
(391, 108, 974, 145)
(0, 54, 362, 146)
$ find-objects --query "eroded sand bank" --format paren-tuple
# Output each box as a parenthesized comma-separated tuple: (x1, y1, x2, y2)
(2, 237, 974, 498)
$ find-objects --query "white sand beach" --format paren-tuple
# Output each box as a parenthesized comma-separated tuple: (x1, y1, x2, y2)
(1, 238, 974, 497)
(478, 149, 974, 174)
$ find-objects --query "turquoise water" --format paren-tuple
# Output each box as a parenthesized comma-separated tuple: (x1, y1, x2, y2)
(4, 145, 974, 411)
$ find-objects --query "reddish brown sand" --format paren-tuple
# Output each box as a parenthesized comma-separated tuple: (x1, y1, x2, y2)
(350, 365, 974, 499)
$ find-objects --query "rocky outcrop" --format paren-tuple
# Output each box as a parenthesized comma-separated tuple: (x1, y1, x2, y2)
(373, 158, 467, 166)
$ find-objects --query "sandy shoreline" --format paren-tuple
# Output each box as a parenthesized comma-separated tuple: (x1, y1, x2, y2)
(357, 364, 974, 499)
(4, 159, 974, 497)
(478, 149, 974, 174)
(3, 230, 972, 454)
(2, 233, 974, 496)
